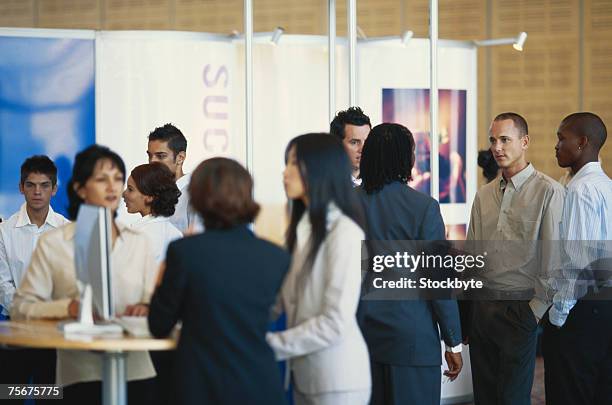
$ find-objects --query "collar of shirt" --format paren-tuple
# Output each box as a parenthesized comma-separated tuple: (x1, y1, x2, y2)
(352, 176, 362, 187)
(175, 172, 192, 191)
(15, 203, 64, 229)
(132, 214, 168, 228)
(567, 161, 603, 187)
(499, 163, 535, 192)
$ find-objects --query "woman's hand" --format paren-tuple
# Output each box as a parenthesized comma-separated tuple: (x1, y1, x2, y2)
(124, 304, 149, 317)
(68, 299, 80, 319)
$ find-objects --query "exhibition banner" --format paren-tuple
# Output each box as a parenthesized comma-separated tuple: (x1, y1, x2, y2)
(0, 29, 95, 219)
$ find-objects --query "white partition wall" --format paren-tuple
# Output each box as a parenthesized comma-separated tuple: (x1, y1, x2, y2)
(95, 31, 239, 224)
(358, 38, 478, 230)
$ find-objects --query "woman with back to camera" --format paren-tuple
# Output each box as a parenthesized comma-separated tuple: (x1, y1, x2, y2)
(11, 145, 158, 405)
(356, 123, 463, 405)
(147, 157, 290, 405)
(266, 133, 371, 405)
(123, 162, 183, 265)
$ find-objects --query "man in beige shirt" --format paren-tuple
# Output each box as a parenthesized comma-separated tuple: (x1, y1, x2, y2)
(466, 112, 565, 405)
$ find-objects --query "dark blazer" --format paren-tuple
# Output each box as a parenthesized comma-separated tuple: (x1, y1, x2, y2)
(356, 181, 462, 366)
(148, 225, 289, 405)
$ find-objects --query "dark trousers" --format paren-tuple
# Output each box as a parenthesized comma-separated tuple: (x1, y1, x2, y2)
(61, 378, 155, 405)
(0, 347, 56, 405)
(150, 350, 175, 405)
(370, 360, 440, 405)
(542, 299, 612, 405)
(470, 301, 538, 405)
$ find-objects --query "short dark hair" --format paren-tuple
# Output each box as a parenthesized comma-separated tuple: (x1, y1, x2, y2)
(130, 163, 181, 218)
(67, 145, 126, 220)
(560, 112, 607, 150)
(360, 123, 415, 194)
(189, 157, 259, 229)
(493, 112, 528, 137)
(330, 107, 371, 141)
(20, 155, 58, 186)
(148, 124, 187, 157)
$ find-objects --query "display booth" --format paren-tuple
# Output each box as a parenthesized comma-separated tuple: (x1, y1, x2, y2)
(0, 27, 476, 403)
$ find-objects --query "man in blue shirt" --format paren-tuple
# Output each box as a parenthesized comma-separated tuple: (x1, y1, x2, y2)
(543, 112, 612, 405)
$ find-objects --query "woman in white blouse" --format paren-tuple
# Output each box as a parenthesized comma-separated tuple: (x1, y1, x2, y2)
(267, 133, 371, 405)
(123, 162, 183, 265)
(11, 145, 158, 405)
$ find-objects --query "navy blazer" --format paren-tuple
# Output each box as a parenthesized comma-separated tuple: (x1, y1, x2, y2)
(356, 182, 462, 366)
(148, 225, 289, 405)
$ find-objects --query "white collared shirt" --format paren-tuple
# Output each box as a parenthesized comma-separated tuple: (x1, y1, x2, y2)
(129, 214, 182, 265)
(0, 203, 69, 315)
(170, 173, 204, 234)
(549, 162, 612, 326)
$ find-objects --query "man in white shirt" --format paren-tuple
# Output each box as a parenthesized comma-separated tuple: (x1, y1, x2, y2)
(146, 123, 202, 234)
(0, 155, 69, 387)
(543, 112, 612, 405)
(330, 107, 372, 187)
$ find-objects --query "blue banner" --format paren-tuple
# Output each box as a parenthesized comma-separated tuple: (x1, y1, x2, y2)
(0, 35, 95, 219)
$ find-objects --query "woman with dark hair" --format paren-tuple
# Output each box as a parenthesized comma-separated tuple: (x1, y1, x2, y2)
(148, 157, 290, 405)
(356, 123, 463, 405)
(266, 133, 371, 405)
(11, 145, 158, 405)
(123, 162, 183, 264)
(477, 149, 499, 183)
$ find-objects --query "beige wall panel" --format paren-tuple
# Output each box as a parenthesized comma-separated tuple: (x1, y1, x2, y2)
(103, 0, 171, 29)
(0, 0, 35, 26)
(253, 0, 323, 34)
(335, 0, 401, 37)
(400, 0, 429, 37)
(492, 0, 578, 37)
(37, 0, 101, 29)
(584, 0, 612, 175)
(175, 0, 242, 33)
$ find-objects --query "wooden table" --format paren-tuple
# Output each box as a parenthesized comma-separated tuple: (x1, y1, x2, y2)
(0, 320, 176, 405)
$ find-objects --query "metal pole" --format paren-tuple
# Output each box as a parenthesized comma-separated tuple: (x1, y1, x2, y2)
(245, 0, 254, 173)
(328, 0, 336, 122)
(102, 351, 126, 405)
(429, 0, 439, 201)
(347, 0, 357, 106)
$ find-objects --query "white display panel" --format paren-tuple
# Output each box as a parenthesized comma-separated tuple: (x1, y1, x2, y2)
(96, 31, 238, 224)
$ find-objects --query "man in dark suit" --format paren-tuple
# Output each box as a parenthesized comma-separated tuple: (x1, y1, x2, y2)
(148, 158, 289, 405)
(356, 123, 463, 405)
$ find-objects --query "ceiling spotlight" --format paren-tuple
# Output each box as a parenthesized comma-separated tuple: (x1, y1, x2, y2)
(357, 26, 367, 40)
(513, 31, 527, 51)
(401, 30, 414, 46)
(270, 27, 284, 45)
(474, 31, 528, 52)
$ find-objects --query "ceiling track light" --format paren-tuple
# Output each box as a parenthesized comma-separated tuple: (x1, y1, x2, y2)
(356, 29, 414, 46)
(474, 31, 528, 51)
(270, 27, 284, 45)
(228, 26, 285, 45)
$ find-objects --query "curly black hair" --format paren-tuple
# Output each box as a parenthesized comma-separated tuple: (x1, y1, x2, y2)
(130, 162, 181, 217)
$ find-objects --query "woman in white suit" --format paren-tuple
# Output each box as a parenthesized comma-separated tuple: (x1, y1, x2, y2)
(267, 133, 371, 405)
